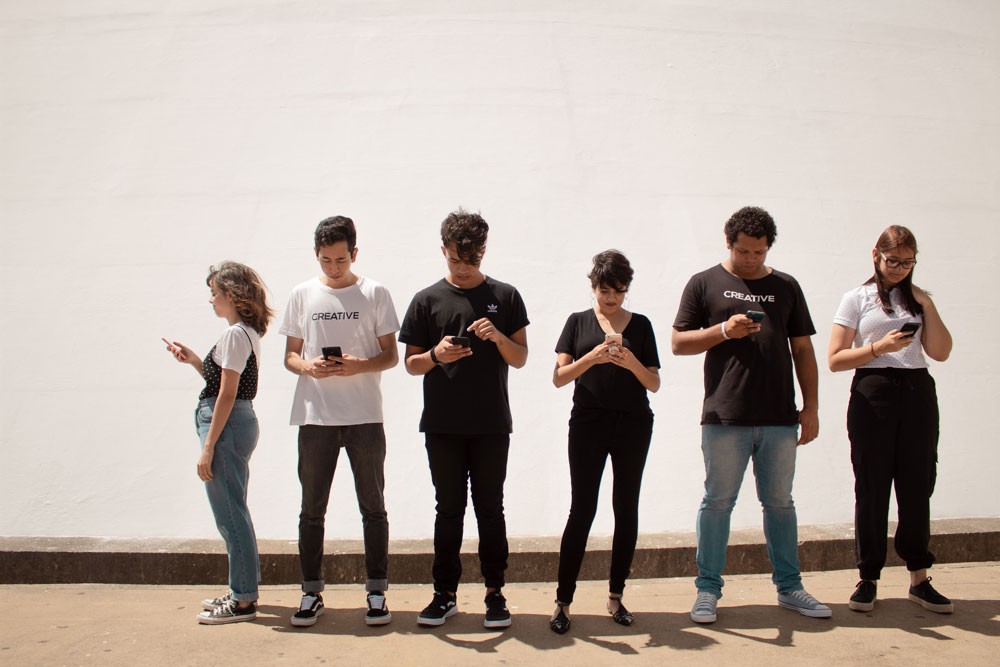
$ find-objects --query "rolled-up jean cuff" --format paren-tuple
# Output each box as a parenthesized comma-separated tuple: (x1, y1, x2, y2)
(367, 579, 388, 592)
(302, 579, 325, 594)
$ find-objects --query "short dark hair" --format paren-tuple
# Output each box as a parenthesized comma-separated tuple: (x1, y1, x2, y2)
(588, 250, 634, 290)
(440, 208, 489, 264)
(724, 206, 777, 247)
(314, 216, 356, 253)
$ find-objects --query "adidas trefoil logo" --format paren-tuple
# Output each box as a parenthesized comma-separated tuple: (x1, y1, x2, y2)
(487, 304, 499, 314)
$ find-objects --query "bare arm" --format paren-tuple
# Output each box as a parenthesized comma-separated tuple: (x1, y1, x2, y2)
(469, 319, 529, 369)
(670, 314, 760, 355)
(789, 335, 819, 445)
(553, 347, 609, 388)
(196, 368, 239, 481)
(827, 323, 917, 372)
(914, 287, 952, 362)
(162, 338, 204, 377)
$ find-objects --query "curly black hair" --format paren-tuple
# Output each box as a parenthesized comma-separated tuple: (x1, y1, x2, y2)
(440, 208, 489, 264)
(588, 250, 634, 290)
(724, 206, 777, 247)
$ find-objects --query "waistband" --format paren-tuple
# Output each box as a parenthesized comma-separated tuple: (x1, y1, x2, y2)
(197, 397, 254, 410)
(854, 367, 930, 379)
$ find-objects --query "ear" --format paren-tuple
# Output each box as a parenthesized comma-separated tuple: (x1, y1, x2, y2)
(351, 247, 359, 261)
(871, 248, 879, 263)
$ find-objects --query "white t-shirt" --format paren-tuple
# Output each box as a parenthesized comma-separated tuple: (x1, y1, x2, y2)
(212, 322, 261, 372)
(833, 283, 928, 369)
(279, 276, 400, 426)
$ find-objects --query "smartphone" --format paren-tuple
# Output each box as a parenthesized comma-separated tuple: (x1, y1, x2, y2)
(746, 310, 766, 323)
(321, 346, 343, 363)
(450, 336, 471, 348)
(605, 333, 623, 355)
(899, 322, 920, 338)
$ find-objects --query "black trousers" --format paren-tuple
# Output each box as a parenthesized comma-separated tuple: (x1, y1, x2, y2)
(556, 409, 653, 604)
(847, 368, 939, 580)
(425, 433, 510, 592)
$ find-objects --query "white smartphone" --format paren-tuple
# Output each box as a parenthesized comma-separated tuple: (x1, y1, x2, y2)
(605, 333, 623, 355)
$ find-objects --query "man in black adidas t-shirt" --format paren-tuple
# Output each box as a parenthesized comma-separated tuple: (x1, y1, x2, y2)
(671, 206, 830, 624)
(399, 209, 529, 630)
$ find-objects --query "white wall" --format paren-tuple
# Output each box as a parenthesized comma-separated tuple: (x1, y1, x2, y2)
(1, 0, 997, 541)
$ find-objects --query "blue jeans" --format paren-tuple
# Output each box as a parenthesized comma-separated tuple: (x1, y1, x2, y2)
(195, 398, 260, 602)
(695, 425, 802, 598)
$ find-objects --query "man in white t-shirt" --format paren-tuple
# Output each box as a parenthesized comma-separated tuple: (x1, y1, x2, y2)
(279, 216, 400, 628)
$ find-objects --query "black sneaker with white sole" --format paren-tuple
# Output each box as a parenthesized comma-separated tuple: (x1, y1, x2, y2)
(365, 591, 392, 626)
(417, 592, 458, 626)
(849, 580, 877, 612)
(197, 599, 257, 625)
(201, 591, 232, 611)
(908, 578, 953, 614)
(484, 590, 512, 629)
(291, 593, 325, 627)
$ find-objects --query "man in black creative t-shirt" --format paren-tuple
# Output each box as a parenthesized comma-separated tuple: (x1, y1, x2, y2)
(671, 206, 830, 624)
(399, 209, 529, 630)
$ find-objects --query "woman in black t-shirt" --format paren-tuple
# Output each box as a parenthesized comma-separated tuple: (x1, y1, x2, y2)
(549, 250, 661, 634)
(163, 262, 274, 625)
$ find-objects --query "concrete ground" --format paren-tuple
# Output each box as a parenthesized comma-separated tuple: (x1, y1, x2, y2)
(2, 562, 998, 666)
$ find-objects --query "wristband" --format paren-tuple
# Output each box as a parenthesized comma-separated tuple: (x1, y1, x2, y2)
(870, 342, 879, 358)
(720, 322, 730, 340)
(429, 347, 441, 364)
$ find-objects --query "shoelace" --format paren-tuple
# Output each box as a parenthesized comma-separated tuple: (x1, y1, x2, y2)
(368, 594, 386, 611)
(212, 599, 239, 616)
(785, 590, 821, 606)
(300, 594, 320, 611)
(693, 592, 716, 612)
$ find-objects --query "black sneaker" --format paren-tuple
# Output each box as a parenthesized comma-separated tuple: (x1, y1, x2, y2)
(849, 580, 877, 612)
(197, 599, 257, 625)
(291, 593, 325, 627)
(908, 577, 953, 614)
(417, 592, 458, 627)
(484, 590, 512, 629)
(365, 591, 392, 626)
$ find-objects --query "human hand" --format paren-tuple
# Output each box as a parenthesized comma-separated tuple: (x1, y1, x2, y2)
(797, 407, 819, 445)
(304, 355, 340, 379)
(584, 342, 614, 365)
(468, 318, 502, 344)
(434, 337, 474, 364)
(197, 447, 214, 481)
(324, 353, 367, 377)
(724, 314, 761, 340)
(162, 338, 196, 364)
(875, 329, 915, 356)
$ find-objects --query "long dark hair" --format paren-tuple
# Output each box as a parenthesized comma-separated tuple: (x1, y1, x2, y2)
(865, 226, 922, 316)
(207, 261, 275, 335)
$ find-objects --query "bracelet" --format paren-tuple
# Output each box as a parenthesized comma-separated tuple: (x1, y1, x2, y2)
(429, 347, 441, 364)
(870, 342, 879, 358)
(720, 322, 730, 340)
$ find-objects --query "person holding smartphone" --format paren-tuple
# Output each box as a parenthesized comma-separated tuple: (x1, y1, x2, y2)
(548, 250, 660, 634)
(162, 261, 274, 624)
(399, 209, 529, 629)
(280, 216, 400, 627)
(828, 226, 953, 614)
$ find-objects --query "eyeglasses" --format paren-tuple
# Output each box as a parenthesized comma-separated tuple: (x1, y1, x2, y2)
(880, 253, 916, 270)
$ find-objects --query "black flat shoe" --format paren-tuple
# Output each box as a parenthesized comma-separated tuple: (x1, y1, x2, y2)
(549, 606, 571, 634)
(608, 596, 634, 626)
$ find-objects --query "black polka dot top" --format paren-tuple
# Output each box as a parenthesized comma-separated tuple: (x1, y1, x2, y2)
(199, 326, 259, 400)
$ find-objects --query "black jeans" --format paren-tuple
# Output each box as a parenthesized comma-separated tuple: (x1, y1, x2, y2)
(848, 368, 939, 580)
(556, 409, 653, 604)
(298, 424, 389, 593)
(425, 433, 510, 592)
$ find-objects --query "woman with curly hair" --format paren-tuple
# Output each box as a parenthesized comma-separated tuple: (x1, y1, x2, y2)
(163, 261, 274, 624)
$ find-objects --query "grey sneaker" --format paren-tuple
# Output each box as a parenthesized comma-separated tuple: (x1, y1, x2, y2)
(777, 589, 832, 618)
(291, 593, 325, 627)
(365, 591, 392, 626)
(201, 591, 232, 611)
(691, 591, 718, 624)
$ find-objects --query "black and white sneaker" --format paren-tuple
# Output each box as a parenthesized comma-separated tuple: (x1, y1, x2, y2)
(197, 599, 257, 625)
(484, 590, 512, 629)
(201, 591, 232, 611)
(365, 591, 392, 626)
(908, 578, 953, 614)
(849, 580, 877, 612)
(417, 592, 458, 627)
(291, 593, 325, 627)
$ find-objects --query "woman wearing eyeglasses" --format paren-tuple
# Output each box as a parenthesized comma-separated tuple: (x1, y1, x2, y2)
(828, 226, 953, 614)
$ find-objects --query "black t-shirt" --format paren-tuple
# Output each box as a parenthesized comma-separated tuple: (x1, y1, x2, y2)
(555, 310, 660, 415)
(672, 264, 815, 426)
(399, 277, 530, 434)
